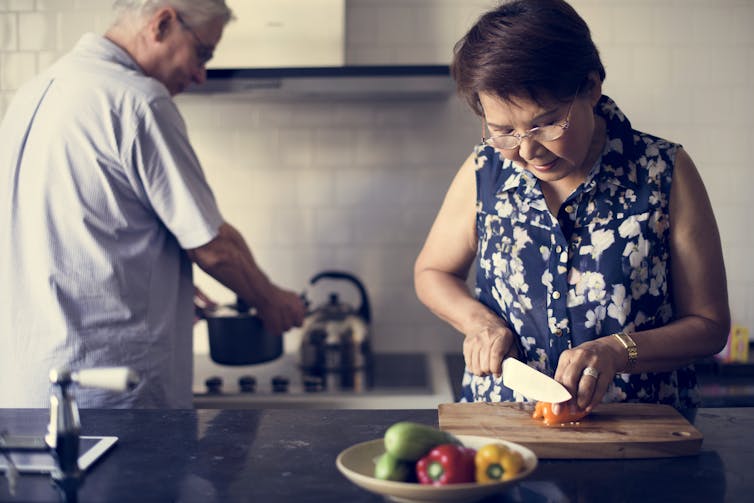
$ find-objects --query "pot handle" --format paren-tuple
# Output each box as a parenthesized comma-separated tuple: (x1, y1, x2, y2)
(193, 291, 246, 320)
(236, 296, 251, 314)
(309, 270, 371, 323)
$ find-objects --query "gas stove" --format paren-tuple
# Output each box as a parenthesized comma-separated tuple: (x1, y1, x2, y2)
(192, 352, 454, 409)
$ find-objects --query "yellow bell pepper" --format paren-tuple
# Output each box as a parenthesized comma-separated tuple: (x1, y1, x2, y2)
(474, 443, 524, 483)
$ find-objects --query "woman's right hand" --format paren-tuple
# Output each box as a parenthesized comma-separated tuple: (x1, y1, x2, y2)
(463, 318, 519, 378)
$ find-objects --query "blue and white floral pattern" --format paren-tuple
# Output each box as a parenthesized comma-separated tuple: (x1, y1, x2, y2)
(462, 96, 700, 412)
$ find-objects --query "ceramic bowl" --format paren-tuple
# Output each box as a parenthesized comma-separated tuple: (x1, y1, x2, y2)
(336, 434, 538, 503)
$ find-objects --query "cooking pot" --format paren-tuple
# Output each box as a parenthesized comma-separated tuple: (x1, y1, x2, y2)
(197, 297, 282, 366)
(299, 271, 372, 371)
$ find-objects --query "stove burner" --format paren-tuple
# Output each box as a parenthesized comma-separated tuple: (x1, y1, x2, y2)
(271, 376, 289, 393)
(303, 375, 325, 392)
(238, 375, 257, 393)
(205, 376, 223, 394)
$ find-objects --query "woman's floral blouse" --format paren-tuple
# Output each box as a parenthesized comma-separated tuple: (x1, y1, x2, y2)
(462, 95, 701, 412)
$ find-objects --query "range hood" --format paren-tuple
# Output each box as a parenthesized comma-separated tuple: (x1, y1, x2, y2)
(210, 0, 345, 70)
(188, 66, 454, 99)
(185, 0, 454, 99)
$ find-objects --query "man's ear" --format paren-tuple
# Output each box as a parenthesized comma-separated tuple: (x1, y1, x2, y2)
(149, 7, 176, 42)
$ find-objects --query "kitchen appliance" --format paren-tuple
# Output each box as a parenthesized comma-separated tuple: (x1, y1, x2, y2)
(501, 358, 572, 403)
(192, 268, 453, 409)
(208, 0, 345, 69)
(438, 402, 703, 459)
(192, 351, 454, 409)
(183, 0, 469, 99)
(197, 297, 282, 366)
(189, 66, 455, 99)
(185, 0, 453, 99)
(299, 270, 372, 373)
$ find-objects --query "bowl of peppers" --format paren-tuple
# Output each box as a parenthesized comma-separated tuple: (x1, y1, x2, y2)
(336, 422, 537, 503)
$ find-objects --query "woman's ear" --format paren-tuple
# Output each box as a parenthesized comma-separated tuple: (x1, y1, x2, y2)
(585, 71, 603, 107)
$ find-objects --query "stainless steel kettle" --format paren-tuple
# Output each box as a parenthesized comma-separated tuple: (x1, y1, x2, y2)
(299, 271, 371, 371)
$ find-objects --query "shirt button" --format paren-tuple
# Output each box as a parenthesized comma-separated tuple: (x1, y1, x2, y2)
(552, 291, 561, 300)
(555, 245, 563, 253)
(554, 329, 563, 337)
(565, 206, 574, 214)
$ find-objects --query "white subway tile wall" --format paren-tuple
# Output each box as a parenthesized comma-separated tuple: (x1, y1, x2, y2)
(0, 13, 18, 51)
(1, 0, 752, 353)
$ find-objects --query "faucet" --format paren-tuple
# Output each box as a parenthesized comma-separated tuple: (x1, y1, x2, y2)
(1, 367, 139, 503)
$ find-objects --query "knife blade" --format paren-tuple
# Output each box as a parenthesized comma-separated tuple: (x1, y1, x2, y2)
(501, 358, 572, 403)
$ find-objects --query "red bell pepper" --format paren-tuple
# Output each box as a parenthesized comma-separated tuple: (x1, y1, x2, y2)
(415, 444, 476, 485)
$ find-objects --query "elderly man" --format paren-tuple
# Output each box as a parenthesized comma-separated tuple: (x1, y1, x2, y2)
(0, 0, 306, 408)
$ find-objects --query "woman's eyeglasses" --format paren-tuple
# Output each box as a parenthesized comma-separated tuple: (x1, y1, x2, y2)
(481, 92, 579, 150)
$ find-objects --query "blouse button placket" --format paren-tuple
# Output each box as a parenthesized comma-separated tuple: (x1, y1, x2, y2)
(548, 217, 571, 355)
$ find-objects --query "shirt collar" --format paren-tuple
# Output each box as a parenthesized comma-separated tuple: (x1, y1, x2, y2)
(493, 94, 640, 199)
(585, 95, 641, 193)
(72, 33, 144, 75)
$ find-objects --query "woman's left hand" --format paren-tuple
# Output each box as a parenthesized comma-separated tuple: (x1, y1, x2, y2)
(552, 336, 623, 414)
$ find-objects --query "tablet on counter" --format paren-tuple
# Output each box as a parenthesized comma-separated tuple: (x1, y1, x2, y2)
(0, 436, 117, 474)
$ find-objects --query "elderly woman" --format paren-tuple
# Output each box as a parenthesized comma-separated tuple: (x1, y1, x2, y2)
(414, 0, 729, 417)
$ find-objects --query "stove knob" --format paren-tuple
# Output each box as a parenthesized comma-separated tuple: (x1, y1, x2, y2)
(303, 375, 325, 393)
(238, 375, 257, 393)
(205, 376, 223, 394)
(271, 375, 289, 393)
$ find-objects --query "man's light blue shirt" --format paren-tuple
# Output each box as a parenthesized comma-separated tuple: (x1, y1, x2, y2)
(0, 33, 224, 408)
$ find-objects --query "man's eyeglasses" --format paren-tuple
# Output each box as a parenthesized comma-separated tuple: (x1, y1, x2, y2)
(176, 13, 214, 66)
(481, 91, 579, 150)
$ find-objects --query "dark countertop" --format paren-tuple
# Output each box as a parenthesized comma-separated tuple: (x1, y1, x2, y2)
(1, 407, 753, 502)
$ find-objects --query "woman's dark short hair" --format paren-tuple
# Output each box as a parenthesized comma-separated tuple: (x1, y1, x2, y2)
(452, 0, 606, 116)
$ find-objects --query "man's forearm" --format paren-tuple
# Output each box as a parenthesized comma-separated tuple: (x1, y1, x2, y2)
(188, 222, 274, 307)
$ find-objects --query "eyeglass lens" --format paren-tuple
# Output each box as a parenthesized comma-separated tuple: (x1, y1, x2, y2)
(484, 94, 576, 149)
(176, 14, 214, 65)
(485, 124, 566, 149)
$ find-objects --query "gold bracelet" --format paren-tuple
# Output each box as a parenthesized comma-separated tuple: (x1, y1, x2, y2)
(613, 331, 637, 373)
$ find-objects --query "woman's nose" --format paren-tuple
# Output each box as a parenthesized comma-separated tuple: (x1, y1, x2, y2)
(517, 135, 544, 160)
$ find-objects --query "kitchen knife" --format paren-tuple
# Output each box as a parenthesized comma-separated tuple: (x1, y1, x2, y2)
(501, 358, 572, 403)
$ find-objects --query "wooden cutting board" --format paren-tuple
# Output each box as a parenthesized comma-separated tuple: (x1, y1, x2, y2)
(438, 402, 702, 459)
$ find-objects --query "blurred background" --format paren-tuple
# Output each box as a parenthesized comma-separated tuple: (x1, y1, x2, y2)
(1, 0, 751, 359)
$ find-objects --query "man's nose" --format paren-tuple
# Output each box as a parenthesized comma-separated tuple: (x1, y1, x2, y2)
(193, 66, 207, 85)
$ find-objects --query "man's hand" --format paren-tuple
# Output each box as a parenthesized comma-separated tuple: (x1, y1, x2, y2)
(193, 286, 217, 324)
(254, 285, 307, 335)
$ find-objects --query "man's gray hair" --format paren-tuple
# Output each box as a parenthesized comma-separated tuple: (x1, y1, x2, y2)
(112, 0, 234, 26)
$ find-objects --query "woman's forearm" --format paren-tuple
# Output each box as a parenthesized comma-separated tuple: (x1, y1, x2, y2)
(414, 268, 502, 336)
(616, 314, 729, 374)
